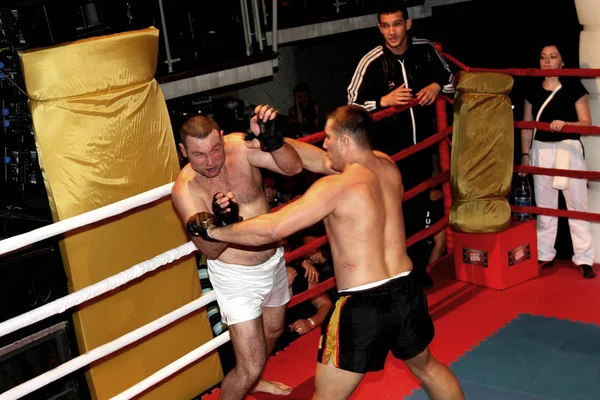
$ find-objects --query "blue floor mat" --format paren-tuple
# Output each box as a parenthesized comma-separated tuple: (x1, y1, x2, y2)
(407, 314, 600, 400)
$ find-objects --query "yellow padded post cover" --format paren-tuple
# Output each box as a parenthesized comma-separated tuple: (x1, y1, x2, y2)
(19, 27, 223, 399)
(450, 72, 514, 233)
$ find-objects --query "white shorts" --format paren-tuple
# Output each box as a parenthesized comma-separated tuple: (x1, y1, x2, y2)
(207, 247, 290, 325)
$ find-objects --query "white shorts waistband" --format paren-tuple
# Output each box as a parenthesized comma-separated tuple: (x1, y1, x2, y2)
(207, 247, 284, 271)
(339, 271, 411, 293)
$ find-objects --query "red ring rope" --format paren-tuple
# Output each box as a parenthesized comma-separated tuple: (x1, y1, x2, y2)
(442, 52, 600, 78)
(512, 205, 600, 223)
(436, 98, 453, 253)
(514, 121, 600, 135)
(296, 98, 423, 144)
(515, 166, 600, 181)
(391, 126, 453, 162)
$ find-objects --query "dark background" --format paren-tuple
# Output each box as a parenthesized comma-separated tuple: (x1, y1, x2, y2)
(0, 0, 587, 397)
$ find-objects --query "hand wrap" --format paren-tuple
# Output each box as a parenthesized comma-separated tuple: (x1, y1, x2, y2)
(211, 193, 243, 226)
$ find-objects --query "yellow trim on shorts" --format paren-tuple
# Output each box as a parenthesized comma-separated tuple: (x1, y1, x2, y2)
(321, 295, 349, 367)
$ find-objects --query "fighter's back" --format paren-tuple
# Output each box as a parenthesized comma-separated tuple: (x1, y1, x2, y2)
(325, 152, 413, 290)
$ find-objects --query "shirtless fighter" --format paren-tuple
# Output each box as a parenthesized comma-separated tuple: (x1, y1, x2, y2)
(171, 105, 302, 400)
(198, 105, 464, 400)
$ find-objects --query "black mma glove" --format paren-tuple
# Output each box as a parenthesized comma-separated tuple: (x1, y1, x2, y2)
(245, 118, 284, 152)
(211, 193, 243, 226)
(187, 212, 219, 242)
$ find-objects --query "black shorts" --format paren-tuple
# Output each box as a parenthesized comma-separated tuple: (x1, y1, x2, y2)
(316, 272, 434, 373)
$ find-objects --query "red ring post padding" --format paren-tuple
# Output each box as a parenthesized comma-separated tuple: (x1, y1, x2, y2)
(435, 98, 453, 252)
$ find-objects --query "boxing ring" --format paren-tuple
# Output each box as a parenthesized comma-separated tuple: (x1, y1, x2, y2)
(1, 52, 600, 400)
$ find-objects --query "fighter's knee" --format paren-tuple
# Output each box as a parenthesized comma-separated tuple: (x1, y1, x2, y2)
(405, 349, 436, 378)
(264, 324, 285, 341)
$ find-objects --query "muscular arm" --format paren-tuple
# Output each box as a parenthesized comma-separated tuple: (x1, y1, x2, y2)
(246, 141, 303, 176)
(171, 180, 229, 259)
(209, 175, 341, 246)
(285, 138, 338, 175)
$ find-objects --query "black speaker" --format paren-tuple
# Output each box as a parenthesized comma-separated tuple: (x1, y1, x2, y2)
(0, 321, 84, 399)
(0, 212, 91, 399)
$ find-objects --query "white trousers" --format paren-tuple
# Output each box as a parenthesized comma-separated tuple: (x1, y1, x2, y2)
(531, 140, 596, 265)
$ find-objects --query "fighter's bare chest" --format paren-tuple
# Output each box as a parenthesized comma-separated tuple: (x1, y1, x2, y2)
(204, 171, 263, 205)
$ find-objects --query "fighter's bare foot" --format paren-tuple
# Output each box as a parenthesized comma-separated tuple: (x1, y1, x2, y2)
(252, 379, 292, 395)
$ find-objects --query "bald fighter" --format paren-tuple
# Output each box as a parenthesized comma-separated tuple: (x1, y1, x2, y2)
(171, 105, 302, 400)
(200, 105, 464, 400)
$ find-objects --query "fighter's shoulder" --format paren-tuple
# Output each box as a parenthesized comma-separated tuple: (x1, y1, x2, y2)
(172, 165, 205, 204)
(223, 132, 247, 149)
(368, 152, 402, 182)
(341, 163, 375, 187)
(224, 133, 257, 170)
(373, 150, 395, 164)
(308, 173, 347, 199)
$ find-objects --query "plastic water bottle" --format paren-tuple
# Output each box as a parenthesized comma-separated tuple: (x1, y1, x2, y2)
(514, 176, 532, 221)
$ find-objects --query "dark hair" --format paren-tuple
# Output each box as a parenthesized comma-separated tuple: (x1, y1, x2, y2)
(327, 105, 374, 149)
(539, 43, 564, 60)
(180, 116, 220, 145)
(537, 41, 582, 86)
(378, 0, 409, 22)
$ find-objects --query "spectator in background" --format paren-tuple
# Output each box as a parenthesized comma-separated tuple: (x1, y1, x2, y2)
(520, 43, 595, 279)
(347, 2, 454, 155)
(263, 176, 287, 209)
(288, 82, 320, 138)
(346, 1, 454, 289)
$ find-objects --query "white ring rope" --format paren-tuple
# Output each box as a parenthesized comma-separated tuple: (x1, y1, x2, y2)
(0, 182, 174, 257)
(111, 331, 232, 400)
(0, 291, 217, 400)
(0, 241, 197, 338)
(0, 180, 279, 399)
